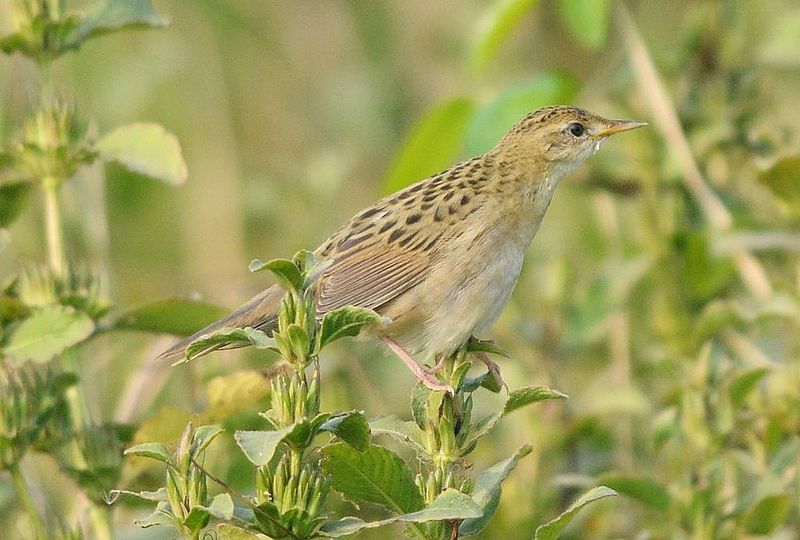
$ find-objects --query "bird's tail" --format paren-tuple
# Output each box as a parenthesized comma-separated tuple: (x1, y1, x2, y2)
(157, 284, 284, 362)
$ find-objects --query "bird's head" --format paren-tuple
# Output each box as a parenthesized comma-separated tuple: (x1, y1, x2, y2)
(495, 105, 647, 177)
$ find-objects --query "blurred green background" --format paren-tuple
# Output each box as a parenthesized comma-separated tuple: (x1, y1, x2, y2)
(2, 0, 800, 537)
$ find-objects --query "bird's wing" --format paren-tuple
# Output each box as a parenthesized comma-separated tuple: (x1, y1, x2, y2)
(315, 231, 438, 315)
(312, 161, 490, 315)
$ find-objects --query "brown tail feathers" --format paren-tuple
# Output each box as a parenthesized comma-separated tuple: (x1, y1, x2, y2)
(157, 284, 284, 362)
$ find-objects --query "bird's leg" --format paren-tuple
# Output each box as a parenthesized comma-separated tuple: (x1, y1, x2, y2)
(429, 353, 448, 373)
(475, 351, 507, 392)
(382, 337, 454, 394)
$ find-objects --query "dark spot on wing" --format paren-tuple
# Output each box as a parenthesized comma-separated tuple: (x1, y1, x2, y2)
(398, 231, 418, 247)
(388, 228, 404, 243)
(379, 219, 397, 234)
(339, 232, 372, 251)
(358, 207, 382, 220)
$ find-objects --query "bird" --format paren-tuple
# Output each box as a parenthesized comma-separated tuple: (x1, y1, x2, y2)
(159, 105, 646, 392)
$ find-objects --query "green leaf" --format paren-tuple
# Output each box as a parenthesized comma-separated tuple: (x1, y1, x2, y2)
(465, 386, 568, 444)
(292, 248, 329, 286)
(460, 445, 533, 536)
(410, 383, 445, 429)
(5, 305, 94, 363)
(77, 0, 169, 44)
(96, 123, 187, 185)
(503, 386, 568, 415)
(383, 97, 475, 193)
(465, 339, 510, 358)
(216, 524, 271, 540)
(207, 493, 235, 521)
(317, 306, 385, 351)
(556, 0, 612, 50)
(599, 475, 670, 512)
(402, 489, 483, 521)
(193, 425, 224, 455)
(464, 73, 580, 155)
(235, 425, 296, 467)
(0, 15, 82, 59)
(322, 443, 424, 514)
(283, 420, 314, 448)
(369, 415, 426, 454)
(185, 327, 272, 362)
(0, 33, 26, 56)
(286, 323, 310, 356)
(729, 367, 771, 408)
(470, 0, 541, 73)
(113, 298, 228, 336)
(758, 156, 800, 207)
(320, 410, 371, 451)
(183, 506, 211, 533)
(534, 486, 618, 540)
(249, 258, 303, 293)
(321, 489, 482, 537)
(124, 442, 171, 464)
(0, 181, 33, 227)
(744, 493, 792, 535)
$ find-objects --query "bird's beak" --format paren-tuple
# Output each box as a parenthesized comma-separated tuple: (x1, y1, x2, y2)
(596, 119, 648, 138)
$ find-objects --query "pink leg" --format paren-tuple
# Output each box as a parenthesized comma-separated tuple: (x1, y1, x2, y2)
(475, 351, 507, 392)
(429, 354, 447, 373)
(382, 337, 454, 394)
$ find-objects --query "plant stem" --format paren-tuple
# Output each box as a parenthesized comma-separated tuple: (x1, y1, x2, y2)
(42, 175, 66, 278)
(88, 505, 113, 540)
(9, 462, 47, 540)
(616, 0, 773, 298)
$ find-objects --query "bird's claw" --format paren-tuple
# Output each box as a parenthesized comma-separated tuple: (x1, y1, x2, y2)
(416, 367, 455, 395)
(476, 351, 508, 393)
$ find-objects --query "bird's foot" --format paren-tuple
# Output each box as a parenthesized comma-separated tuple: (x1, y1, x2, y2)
(382, 337, 455, 394)
(475, 351, 508, 393)
(428, 354, 448, 373)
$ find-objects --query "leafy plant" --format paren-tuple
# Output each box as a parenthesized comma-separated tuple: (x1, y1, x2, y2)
(0, 0, 187, 537)
(118, 253, 613, 538)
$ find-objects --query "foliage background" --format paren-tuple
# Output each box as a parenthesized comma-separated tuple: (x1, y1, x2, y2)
(2, 0, 800, 538)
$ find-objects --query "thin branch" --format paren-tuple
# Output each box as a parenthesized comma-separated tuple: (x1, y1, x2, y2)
(616, 1, 773, 298)
(9, 462, 47, 540)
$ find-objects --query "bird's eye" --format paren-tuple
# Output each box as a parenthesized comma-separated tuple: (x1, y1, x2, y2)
(568, 122, 585, 137)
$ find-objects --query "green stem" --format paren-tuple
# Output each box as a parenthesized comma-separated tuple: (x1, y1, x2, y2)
(88, 505, 113, 540)
(62, 349, 88, 431)
(9, 462, 47, 540)
(61, 351, 116, 539)
(42, 176, 66, 278)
